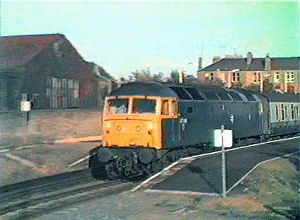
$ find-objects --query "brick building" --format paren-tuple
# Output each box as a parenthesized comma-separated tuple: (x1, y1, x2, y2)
(0, 34, 116, 111)
(198, 53, 300, 93)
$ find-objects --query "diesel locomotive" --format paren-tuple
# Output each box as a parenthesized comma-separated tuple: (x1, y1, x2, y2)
(91, 81, 300, 179)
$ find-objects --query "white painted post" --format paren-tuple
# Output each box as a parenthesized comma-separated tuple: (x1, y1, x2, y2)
(221, 125, 226, 198)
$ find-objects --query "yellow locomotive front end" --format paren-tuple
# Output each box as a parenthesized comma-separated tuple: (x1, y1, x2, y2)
(102, 96, 178, 150)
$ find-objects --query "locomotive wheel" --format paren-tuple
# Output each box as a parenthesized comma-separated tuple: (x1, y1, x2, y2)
(123, 158, 133, 177)
(105, 162, 119, 180)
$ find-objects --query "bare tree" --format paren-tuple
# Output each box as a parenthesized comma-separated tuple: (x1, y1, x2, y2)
(128, 68, 164, 82)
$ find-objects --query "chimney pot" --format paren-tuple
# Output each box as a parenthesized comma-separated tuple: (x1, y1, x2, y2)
(246, 52, 253, 69)
(198, 57, 202, 70)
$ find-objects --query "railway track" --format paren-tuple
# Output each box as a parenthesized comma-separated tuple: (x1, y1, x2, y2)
(0, 169, 135, 220)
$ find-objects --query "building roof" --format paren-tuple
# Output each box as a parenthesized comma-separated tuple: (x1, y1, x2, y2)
(0, 34, 64, 69)
(200, 57, 300, 71)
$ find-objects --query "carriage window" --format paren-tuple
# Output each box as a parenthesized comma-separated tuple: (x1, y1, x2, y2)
(132, 99, 156, 114)
(275, 105, 279, 121)
(161, 100, 169, 115)
(291, 104, 295, 119)
(107, 99, 128, 114)
(281, 104, 285, 121)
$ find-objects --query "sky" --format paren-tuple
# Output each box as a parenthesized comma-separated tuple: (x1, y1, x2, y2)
(1, 1, 299, 79)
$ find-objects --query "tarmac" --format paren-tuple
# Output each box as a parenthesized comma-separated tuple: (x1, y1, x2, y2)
(135, 137, 300, 196)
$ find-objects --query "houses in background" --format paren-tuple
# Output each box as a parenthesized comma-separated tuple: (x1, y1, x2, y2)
(0, 34, 117, 111)
(198, 52, 300, 94)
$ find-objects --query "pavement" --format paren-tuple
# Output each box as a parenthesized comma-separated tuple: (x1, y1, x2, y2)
(142, 137, 300, 195)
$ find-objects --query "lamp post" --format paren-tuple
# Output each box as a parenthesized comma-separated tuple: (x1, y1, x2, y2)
(179, 62, 194, 84)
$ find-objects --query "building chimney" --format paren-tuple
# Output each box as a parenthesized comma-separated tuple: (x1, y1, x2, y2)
(213, 56, 221, 63)
(265, 54, 271, 71)
(198, 57, 202, 70)
(246, 52, 253, 69)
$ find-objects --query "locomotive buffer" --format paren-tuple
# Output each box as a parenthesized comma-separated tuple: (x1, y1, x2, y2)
(213, 125, 233, 198)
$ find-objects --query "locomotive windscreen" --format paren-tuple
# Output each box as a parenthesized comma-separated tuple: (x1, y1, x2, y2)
(107, 98, 156, 114)
(107, 99, 129, 114)
(132, 99, 156, 114)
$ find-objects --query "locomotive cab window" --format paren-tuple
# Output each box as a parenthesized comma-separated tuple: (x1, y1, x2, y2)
(132, 98, 156, 114)
(107, 98, 129, 114)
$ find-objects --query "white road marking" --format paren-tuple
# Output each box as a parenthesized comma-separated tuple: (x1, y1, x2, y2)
(145, 189, 219, 197)
(4, 152, 38, 168)
(68, 155, 91, 168)
(142, 151, 299, 197)
(0, 149, 10, 154)
(132, 136, 300, 193)
(0, 144, 43, 154)
(131, 161, 180, 192)
(225, 151, 300, 194)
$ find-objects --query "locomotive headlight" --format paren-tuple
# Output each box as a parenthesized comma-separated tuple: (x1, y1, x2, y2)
(105, 122, 112, 134)
(105, 122, 112, 129)
(147, 124, 153, 130)
(136, 126, 141, 132)
(147, 124, 153, 135)
(116, 125, 122, 131)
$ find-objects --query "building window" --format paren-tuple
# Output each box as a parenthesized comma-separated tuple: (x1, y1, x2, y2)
(281, 104, 285, 121)
(275, 72, 280, 82)
(290, 72, 294, 82)
(232, 72, 240, 82)
(254, 72, 257, 82)
(209, 73, 214, 81)
(258, 73, 261, 82)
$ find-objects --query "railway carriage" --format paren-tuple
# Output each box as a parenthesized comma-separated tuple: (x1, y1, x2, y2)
(92, 81, 300, 179)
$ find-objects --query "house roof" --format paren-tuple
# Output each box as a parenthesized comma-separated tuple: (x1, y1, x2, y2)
(0, 34, 64, 69)
(200, 57, 300, 71)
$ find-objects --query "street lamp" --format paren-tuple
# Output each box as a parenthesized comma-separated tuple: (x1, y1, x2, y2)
(179, 62, 194, 84)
